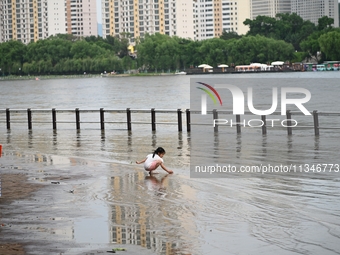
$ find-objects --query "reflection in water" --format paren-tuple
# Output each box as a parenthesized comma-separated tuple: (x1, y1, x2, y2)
(261, 135, 267, 156)
(2, 74, 340, 255)
(76, 130, 81, 148)
(52, 130, 58, 149)
(101, 130, 106, 143)
(287, 135, 293, 153)
(6, 130, 11, 144)
(145, 174, 169, 197)
(313, 136, 319, 158)
(109, 173, 186, 255)
(236, 134, 242, 154)
(151, 131, 157, 148)
(2, 122, 340, 255)
(28, 130, 33, 149)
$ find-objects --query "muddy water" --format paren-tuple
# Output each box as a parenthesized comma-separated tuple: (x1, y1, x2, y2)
(1, 73, 340, 255)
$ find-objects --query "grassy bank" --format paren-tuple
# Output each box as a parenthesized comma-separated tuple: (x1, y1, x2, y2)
(0, 72, 177, 81)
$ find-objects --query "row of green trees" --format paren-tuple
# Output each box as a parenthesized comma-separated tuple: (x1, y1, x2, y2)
(0, 34, 133, 76)
(137, 33, 295, 70)
(0, 13, 339, 76)
(136, 13, 340, 71)
(242, 14, 340, 62)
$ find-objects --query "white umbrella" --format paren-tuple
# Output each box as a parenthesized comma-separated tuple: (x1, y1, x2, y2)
(203, 65, 213, 72)
(218, 64, 229, 72)
(198, 64, 209, 68)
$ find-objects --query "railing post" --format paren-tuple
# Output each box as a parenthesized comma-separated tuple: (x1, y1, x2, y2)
(261, 115, 267, 135)
(100, 108, 105, 130)
(52, 108, 57, 130)
(27, 108, 32, 130)
(186, 109, 191, 132)
(236, 114, 241, 134)
(127, 108, 131, 131)
(313, 110, 319, 136)
(177, 109, 182, 132)
(213, 109, 218, 132)
(286, 110, 292, 135)
(75, 108, 80, 130)
(151, 108, 156, 131)
(6, 108, 10, 129)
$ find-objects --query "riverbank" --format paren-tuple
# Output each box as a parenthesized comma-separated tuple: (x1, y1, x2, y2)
(0, 173, 40, 255)
(1, 74, 340, 255)
(0, 72, 178, 81)
(0, 152, 160, 255)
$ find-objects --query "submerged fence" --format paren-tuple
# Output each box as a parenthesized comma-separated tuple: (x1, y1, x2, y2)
(0, 108, 189, 132)
(0, 108, 339, 136)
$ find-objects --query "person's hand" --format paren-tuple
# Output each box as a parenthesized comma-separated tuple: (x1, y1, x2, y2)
(168, 170, 173, 174)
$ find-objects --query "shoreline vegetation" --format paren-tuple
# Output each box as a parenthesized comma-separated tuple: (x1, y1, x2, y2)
(1, 66, 339, 81)
(0, 72, 177, 81)
(0, 13, 339, 78)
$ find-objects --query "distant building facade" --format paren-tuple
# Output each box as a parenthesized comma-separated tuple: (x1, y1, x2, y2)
(101, 0, 195, 43)
(291, 0, 339, 27)
(194, 0, 252, 39)
(250, 0, 291, 19)
(194, 0, 233, 40)
(0, 0, 97, 44)
(65, 0, 97, 37)
(248, 0, 339, 27)
(100, 0, 250, 42)
(0, 0, 49, 44)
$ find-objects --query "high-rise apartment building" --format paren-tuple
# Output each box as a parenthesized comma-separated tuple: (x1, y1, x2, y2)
(194, 0, 251, 40)
(291, 0, 339, 27)
(195, 0, 228, 40)
(48, 0, 66, 36)
(101, 0, 194, 42)
(250, 0, 290, 19)
(65, 0, 97, 36)
(100, 0, 252, 41)
(0, 0, 97, 44)
(248, 0, 339, 27)
(0, 0, 49, 44)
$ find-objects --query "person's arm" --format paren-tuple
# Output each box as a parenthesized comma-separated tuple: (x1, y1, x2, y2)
(136, 158, 147, 164)
(160, 162, 173, 174)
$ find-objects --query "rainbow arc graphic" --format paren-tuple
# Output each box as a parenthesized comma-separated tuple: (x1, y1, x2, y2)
(197, 82, 223, 115)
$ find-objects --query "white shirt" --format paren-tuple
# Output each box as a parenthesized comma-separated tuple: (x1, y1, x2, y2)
(144, 154, 163, 170)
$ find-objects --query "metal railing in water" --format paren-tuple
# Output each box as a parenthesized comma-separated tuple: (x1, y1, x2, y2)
(0, 108, 339, 136)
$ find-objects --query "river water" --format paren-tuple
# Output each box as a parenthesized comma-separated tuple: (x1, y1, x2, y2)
(1, 72, 340, 255)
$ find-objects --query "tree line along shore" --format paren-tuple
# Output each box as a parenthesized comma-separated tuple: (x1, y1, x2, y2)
(0, 13, 339, 76)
